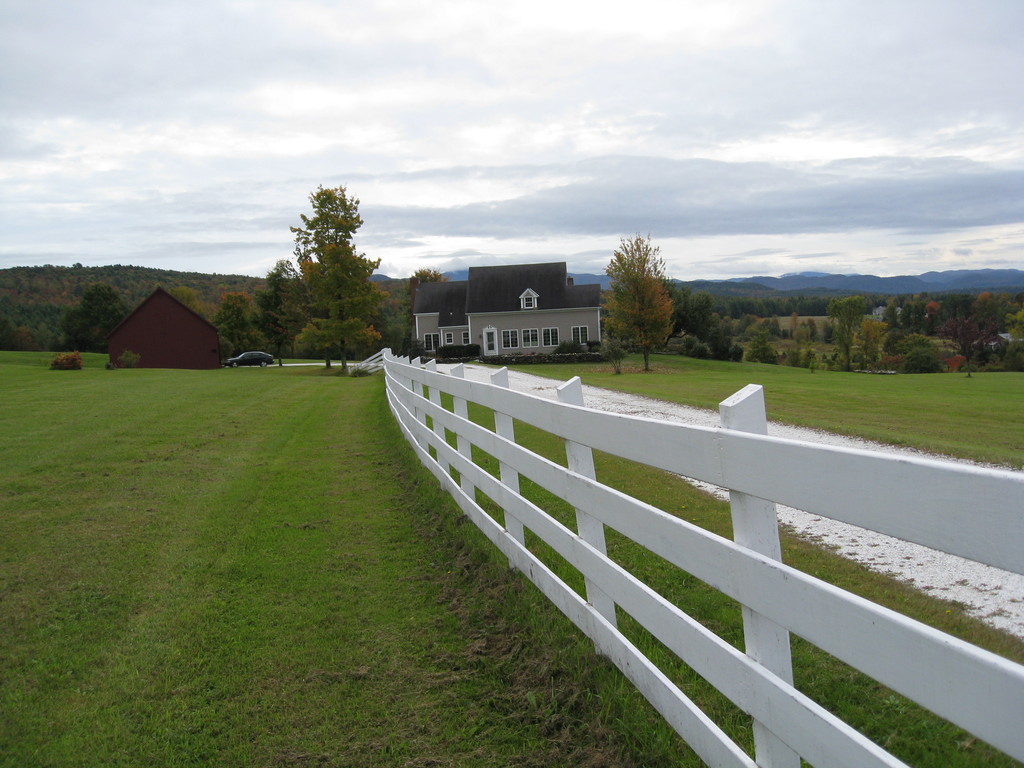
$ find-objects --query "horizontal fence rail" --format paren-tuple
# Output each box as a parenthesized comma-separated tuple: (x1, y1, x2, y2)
(353, 349, 385, 372)
(381, 350, 1024, 768)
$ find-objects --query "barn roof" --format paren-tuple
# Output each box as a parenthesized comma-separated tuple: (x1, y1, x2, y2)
(107, 286, 220, 338)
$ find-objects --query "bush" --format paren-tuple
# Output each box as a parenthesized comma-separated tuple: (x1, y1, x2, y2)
(744, 331, 778, 364)
(603, 338, 627, 373)
(554, 340, 585, 354)
(667, 335, 711, 359)
(117, 349, 141, 368)
(50, 351, 83, 370)
(484, 352, 605, 366)
(898, 348, 938, 374)
(437, 344, 480, 360)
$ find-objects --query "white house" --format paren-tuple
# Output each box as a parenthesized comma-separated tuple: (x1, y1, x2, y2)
(412, 262, 602, 356)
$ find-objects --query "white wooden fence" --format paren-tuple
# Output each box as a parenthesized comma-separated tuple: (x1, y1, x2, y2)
(352, 348, 386, 372)
(381, 349, 1024, 768)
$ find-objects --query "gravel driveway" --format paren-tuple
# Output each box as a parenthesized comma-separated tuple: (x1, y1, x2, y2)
(442, 363, 1024, 639)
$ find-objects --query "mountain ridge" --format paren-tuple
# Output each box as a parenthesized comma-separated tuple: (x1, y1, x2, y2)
(722, 268, 1024, 294)
(434, 268, 1024, 294)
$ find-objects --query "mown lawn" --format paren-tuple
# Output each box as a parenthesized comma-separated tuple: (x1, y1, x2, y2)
(492, 354, 1024, 468)
(0, 356, 658, 766)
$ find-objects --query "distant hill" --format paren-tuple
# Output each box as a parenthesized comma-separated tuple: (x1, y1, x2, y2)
(0, 264, 266, 308)
(721, 269, 1024, 295)
(413, 268, 1023, 296)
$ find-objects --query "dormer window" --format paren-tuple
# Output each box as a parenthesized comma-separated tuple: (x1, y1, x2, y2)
(520, 289, 539, 310)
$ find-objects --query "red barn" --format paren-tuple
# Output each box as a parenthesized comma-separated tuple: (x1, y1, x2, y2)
(107, 287, 221, 369)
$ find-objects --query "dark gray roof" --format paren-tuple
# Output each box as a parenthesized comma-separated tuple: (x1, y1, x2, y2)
(465, 263, 600, 313)
(413, 263, 600, 324)
(413, 280, 468, 326)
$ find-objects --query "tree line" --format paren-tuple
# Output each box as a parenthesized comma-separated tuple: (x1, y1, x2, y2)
(0, 264, 265, 352)
(5, 207, 1023, 377)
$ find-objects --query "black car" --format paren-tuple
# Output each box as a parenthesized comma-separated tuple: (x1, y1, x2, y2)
(224, 351, 274, 367)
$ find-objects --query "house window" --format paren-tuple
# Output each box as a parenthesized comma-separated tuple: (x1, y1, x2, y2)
(444, 331, 454, 345)
(424, 333, 440, 352)
(522, 328, 539, 348)
(502, 329, 519, 349)
(520, 289, 539, 310)
(542, 327, 559, 347)
(462, 331, 470, 345)
(572, 326, 589, 344)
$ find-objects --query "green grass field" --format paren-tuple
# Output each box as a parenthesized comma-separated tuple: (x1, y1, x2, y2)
(1, 351, 1022, 767)
(0, 355, 655, 766)
(497, 354, 1024, 468)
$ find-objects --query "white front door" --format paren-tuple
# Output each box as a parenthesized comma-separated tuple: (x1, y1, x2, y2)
(483, 326, 498, 356)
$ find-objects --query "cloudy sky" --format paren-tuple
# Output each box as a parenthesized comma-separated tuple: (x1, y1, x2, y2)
(2, 0, 1022, 281)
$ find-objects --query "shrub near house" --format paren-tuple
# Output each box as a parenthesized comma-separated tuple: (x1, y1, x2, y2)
(50, 351, 83, 370)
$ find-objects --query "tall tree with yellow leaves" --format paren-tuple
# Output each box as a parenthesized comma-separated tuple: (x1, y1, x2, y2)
(604, 234, 673, 371)
(291, 185, 382, 370)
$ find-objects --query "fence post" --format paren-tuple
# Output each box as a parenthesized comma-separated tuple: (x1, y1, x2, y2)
(424, 359, 450, 477)
(720, 384, 799, 768)
(448, 364, 476, 500)
(557, 377, 618, 629)
(489, 368, 527, 548)
(409, 358, 431, 453)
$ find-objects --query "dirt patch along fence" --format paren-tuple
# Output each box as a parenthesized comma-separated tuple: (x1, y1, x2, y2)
(382, 350, 1024, 768)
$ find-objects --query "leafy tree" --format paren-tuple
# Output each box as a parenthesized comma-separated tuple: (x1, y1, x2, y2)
(788, 311, 800, 339)
(412, 268, 447, 283)
(827, 295, 866, 371)
(882, 298, 901, 328)
(213, 292, 259, 356)
(256, 260, 307, 361)
(168, 286, 211, 318)
(1006, 306, 1024, 340)
(972, 292, 1008, 330)
(901, 341, 944, 374)
(60, 283, 129, 352)
(924, 300, 941, 334)
(744, 329, 778, 364)
(375, 268, 449, 354)
(690, 292, 716, 340)
(937, 316, 998, 377)
(707, 320, 743, 361)
(291, 185, 382, 371)
(604, 234, 673, 371)
(854, 318, 888, 370)
(900, 300, 926, 334)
